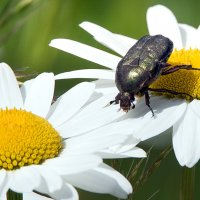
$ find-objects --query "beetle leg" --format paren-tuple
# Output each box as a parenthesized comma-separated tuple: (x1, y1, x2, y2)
(148, 88, 193, 100)
(161, 65, 200, 75)
(143, 89, 155, 117)
(131, 102, 135, 109)
(109, 93, 121, 105)
(109, 100, 115, 105)
(130, 94, 135, 109)
(157, 62, 171, 70)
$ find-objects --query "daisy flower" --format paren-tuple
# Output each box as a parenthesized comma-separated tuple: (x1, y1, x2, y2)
(0, 62, 147, 200)
(49, 4, 200, 168)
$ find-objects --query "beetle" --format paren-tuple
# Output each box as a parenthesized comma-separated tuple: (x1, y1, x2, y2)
(110, 34, 195, 116)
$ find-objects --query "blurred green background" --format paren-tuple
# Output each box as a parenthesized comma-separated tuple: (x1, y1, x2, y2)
(1, 0, 200, 199)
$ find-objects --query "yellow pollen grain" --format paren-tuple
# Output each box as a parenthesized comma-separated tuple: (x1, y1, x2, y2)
(0, 109, 63, 170)
(150, 49, 200, 99)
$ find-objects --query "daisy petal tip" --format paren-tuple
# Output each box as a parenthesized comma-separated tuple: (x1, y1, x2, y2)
(79, 21, 91, 28)
(149, 4, 186, 49)
(140, 149, 147, 157)
(37, 72, 55, 81)
(120, 180, 133, 198)
(186, 164, 194, 168)
(147, 4, 176, 25)
(49, 39, 63, 48)
(0, 63, 13, 74)
(49, 39, 56, 47)
(147, 4, 169, 12)
(49, 39, 54, 46)
(79, 21, 101, 32)
(175, 155, 187, 168)
(186, 159, 198, 168)
(0, 62, 10, 68)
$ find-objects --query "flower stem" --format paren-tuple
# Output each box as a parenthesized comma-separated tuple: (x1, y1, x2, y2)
(180, 167, 195, 200)
(7, 189, 23, 200)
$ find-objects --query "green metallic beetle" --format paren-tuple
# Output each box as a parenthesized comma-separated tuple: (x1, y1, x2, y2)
(110, 34, 195, 116)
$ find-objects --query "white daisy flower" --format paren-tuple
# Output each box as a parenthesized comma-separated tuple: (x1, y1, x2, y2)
(49, 4, 200, 168)
(0, 62, 147, 200)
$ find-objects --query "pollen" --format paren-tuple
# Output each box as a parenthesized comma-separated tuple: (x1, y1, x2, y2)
(0, 109, 62, 170)
(150, 49, 200, 100)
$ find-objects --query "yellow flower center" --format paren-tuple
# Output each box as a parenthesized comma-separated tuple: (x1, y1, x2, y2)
(0, 109, 62, 170)
(150, 49, 200, 99)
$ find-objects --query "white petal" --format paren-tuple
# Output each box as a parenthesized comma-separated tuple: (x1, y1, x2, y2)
(37, 167, 63, 193)
(113, 34, 137, 50)
(0, 63, 23, 109)
(23, 192, 52, 200)
(87, 80, 117, 101)
(64, 123, 129, 155)
(36, 180, 78, 200)
(121, 96, 187, 140)
(80, 21, 132, 56)
(189, 99, 200, 118)
(96, 135, 146, 158)
(20, 79, 34, 103)
(24, 73, 54, 118)
(48, 82, 95, 127)
(197, 25, 200, 48)
(55, 69, 114, 80)
(94, 79, 117, 92)
(42, 155, 102, 175)
(147, 5, 183, 49)
(64, 163, 132, 199)
(0, 169, 7, 188)
(58, 93, 126, 137)
(49, 183, 78, 200)
(98, 147, 146, 158)
(173, 100, 200, 167)
(110, 135, 141, 150)
(0, 170, 8, 200)
(0, 195, 6, 200)
(49, 39, 121, 70)
(179, 24, 198, 48)
(9, 166, 41, 193)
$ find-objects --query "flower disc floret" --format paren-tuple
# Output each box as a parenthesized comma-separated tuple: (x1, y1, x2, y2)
(0, 109, 62, 170)
(150, 49, 200, 99)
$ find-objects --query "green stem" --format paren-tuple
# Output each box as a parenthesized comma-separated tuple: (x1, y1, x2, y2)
(7, 189, 22, 200)
(180, 167, 195, 200)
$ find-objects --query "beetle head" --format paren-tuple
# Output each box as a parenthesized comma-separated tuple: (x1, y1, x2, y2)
(120, 92, 134, 112)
